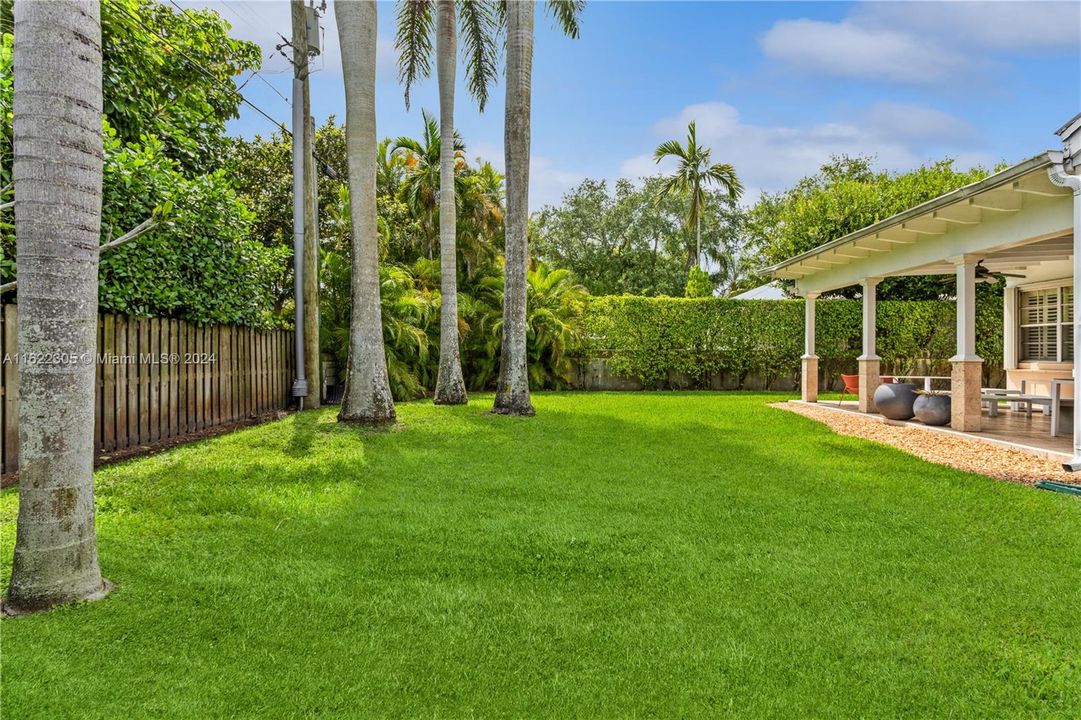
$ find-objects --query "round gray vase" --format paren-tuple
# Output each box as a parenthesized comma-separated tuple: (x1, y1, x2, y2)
(873, 382, 918, 421)
(913, 394, 951, 426)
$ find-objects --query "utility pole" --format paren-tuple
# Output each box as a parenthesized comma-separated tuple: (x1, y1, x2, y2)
(301, 0, 321, 409)
(304, 109, 321, 408)
(289, 0, 321, 407)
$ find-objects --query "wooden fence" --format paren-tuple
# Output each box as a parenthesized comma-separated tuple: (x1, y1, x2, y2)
(1, 305, 296, 475)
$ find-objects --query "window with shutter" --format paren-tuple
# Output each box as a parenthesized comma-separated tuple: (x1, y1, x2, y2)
(1019, 286, 1073, 362)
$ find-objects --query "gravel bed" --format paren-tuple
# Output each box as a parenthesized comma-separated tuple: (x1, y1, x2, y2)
(774, 401, 1081, 487)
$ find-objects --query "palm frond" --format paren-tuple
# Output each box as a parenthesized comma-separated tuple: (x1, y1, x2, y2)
(653, 139, 686, 163)
(545, 0, 585, 38)
(707, 162, 745, 199)
(395, 0, 435, 110)
(457, 0, 499, 112)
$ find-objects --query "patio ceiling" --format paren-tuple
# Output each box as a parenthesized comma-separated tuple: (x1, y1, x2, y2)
(765, 152, 1076, 294)
(890, 233, 1073, 277)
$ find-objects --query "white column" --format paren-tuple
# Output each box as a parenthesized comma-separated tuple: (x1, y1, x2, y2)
(951, 256, 982, 362)
(857, 278, 880, 412)
(950, 255, 983, 431)
(859, 278, 880, 361)
(1003, 287, 1018, 371)
(1071, 195, 1081, 466)
(1047, 156, 1081, 469)
(804, 293, 818, 358)
(801, 293, 819, 402)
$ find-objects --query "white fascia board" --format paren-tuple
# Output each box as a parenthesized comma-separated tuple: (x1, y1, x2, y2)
(765, 152, 1055, 277)
(794, 193, 1073, 295)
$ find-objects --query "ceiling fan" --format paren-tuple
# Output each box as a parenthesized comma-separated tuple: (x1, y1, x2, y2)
(939, 260, 1025, 284)
(975, 260, 1025, 283)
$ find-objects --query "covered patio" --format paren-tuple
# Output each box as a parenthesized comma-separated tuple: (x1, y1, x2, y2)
(766, 114, 1081, 467)
(803, 399, 1072, 461)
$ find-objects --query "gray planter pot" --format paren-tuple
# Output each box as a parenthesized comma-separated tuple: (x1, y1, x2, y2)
(913, 394, 951, 426)
(874, 382, 918, 421)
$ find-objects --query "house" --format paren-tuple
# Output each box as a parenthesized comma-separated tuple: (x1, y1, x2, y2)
(765, 113, 1081, 469)
(732, 282, 787, 300)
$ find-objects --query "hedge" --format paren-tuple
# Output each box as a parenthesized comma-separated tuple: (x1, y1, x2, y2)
(578, 296, 1003, 389)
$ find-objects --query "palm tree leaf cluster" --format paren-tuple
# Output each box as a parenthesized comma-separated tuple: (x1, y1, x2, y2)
(395, 0, 500, 111)
(655, 121, 744, 272)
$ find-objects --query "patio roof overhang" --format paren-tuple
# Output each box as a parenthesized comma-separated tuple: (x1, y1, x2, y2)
(764, 152, 1076, 295)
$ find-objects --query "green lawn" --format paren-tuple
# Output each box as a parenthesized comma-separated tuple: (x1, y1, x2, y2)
(3, 393, 1080, 718)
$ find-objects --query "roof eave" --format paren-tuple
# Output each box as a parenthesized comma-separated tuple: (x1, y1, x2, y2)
(763, 152, 1057, 277)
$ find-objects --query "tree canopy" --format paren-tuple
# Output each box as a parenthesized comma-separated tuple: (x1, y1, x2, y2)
(1, 0, 277, 326)
(748, 155, 994, 299)
(532, 176, 753, 297)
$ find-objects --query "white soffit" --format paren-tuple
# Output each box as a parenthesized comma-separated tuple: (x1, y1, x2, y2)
(765, 153, 1072, 283)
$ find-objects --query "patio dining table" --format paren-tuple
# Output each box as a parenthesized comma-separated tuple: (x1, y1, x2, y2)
(889, 375, 951, 392)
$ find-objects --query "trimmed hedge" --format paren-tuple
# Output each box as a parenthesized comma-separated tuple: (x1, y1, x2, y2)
(579, 296, 1003, 389)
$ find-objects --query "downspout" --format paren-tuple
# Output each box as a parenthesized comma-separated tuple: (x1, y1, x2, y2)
(1047, 151, 1081, 470)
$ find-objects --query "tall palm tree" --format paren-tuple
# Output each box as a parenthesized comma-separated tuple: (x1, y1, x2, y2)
(335, 0, 396, 424)
(396, 0, 498, 406)
(5, 0, 111, 614)
(654, 121, 743, 270)
(493, 0, 584, 416)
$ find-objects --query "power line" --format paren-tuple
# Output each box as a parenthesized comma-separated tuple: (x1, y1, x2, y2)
(218, 0, 263, 36)
(249, 68, 291, 104)
(106, 0, 288, 135)
(104, 0, 340, 180)
(167, 0, 290, 106)
(168, 1, 289, 105)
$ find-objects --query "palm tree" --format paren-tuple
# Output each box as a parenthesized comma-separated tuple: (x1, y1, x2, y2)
(493, 0, 584, 416)
(396, 0, 498, 405)
(5, 0, 111, 614)
(457, 160, 504, 275)
(524, 263, 588, 388)
(391, 110, 465, 261)
(335, 0, 396, 424)
(376, 138, 406, 198)
(654, 121, 743, 270)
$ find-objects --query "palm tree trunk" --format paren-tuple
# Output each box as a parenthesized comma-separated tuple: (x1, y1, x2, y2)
(433, 0, 467, 405)
(493, 0, 535, 417)
(335, 0, 395, 424)
(5, 0, 111, 614)
(294, 0, 321, 410)
(696, 211, 702, 271)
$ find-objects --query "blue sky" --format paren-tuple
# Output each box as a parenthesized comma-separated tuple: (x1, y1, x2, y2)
(194, 0, 1081, 209)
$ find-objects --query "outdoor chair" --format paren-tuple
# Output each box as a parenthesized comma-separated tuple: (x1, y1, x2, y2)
(838, 373, 894, 405)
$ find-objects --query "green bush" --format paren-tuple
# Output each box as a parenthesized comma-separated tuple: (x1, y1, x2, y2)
(684, 267, 713, 298)
(95, 128, 286, 327)
(579, 296, 1003, 388)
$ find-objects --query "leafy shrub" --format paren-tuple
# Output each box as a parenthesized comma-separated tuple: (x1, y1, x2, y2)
(684, 267, 713, 298)
(96, 128, 286, 327)
(579, 296, 1002, 388)
(319, 253, 586, 400)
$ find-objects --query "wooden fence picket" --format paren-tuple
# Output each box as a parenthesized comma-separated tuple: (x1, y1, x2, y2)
(0, 305, 297, 475)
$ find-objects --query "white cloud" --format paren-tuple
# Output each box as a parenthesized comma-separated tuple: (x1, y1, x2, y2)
(853, 1, 1081, 51)
(861, 101, 976, 143)
(760, 19, 967, 84)
(619, 101, 991, 202)
(530, 156, 586, 210)
(470, 141, 505, 170)
(759, 1, 1080, 85)
(182, 1, 397, 80)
